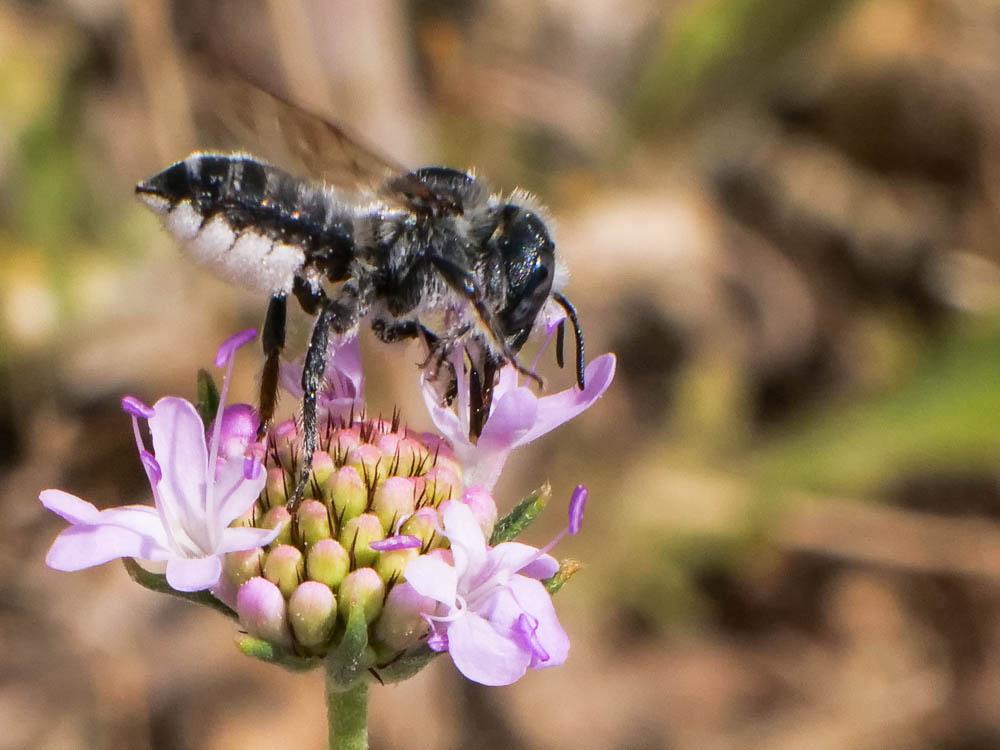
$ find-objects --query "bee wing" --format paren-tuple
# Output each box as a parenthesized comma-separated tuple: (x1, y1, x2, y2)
(190, 63, 444, 209)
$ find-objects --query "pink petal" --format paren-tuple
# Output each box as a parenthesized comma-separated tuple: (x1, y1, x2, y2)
(517, 353, 616, 446)
(218, 525, 283, 553)
(213, 457, 268, 528)
(447, 612, 531, 686)
(489, 542, 559, 580)
(404, 555, 457, 607)
(148, 397, 211, 539)
(39, 490, 100, 524)
(165, 555, 223, 592)
(440, 502, 487, 583)
(507, 576, 569, 668)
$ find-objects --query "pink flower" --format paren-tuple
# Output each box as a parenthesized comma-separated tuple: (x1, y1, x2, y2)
(422, 353, 616, 490)
(279, 336, 364, 421)
(39, 330, 278, 592)
(402, 497, 585, 686)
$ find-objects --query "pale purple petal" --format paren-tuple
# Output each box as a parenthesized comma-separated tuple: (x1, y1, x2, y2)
(489, 542, 559, 580)
(213, 456, 268, 528)
(370, 534, 422, 552)
(515, 354, 616, 446)
(508, 576, 569, 668)
(476, 387, 538, 451)
(46, 516, 171, 571)
(147, 397, 211, 541)
(165, 554, 223, 592)
(404, 555, 457, 606)
(217, 525, 282, 553)
(39, 490, 100, 524)
(446, 612, 531, 686)
(421, 379, 467, 447)
(440, 502, 487, 583)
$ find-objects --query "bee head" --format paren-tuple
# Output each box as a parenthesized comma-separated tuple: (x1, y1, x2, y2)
(492, 205, 556, 349)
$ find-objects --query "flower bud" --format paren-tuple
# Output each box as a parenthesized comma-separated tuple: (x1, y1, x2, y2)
(339, 513, 384, 568)
(307, 451, 335, 497)
(262, 544, 304, 598)
(330, 427, 362, 457)
(288, 581, 337, 649)
(399, 507, 441, 548)
(375, 582, 435, 652)
(325, 466, 367, 523)
(223, 547, 264, 587)
(264, 467, 289, 509)
(456, 487, 498, 539)
(375, 547, 418, 584)
(306, 539, 351, 588)
(260, 505, 292, 545)
(395, 437, 430, 475)
(338, 567, 385, 624)
(347, 443, 385, 486)
(423, 465, 460, 505)
(371, 476, 416, 533)
(237, 577, 292, 647)
(297, 500, 333, 545)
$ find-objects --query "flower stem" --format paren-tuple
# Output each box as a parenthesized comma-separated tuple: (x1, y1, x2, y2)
(325, 677, 369, 750)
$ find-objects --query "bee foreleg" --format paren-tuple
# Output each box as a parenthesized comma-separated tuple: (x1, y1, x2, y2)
(257, 294, 287, 441)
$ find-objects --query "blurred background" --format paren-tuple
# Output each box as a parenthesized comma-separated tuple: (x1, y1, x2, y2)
(4, 0, 1000, 747)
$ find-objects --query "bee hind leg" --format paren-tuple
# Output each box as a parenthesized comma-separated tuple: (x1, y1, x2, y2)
(257, 294, 287, 441)
(288, 283, 368, 511)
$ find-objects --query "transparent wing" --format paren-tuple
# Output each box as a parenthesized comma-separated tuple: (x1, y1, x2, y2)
(187, 59, 445, 209)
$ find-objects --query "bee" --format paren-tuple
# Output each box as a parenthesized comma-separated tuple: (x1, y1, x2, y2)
(134, 80, 585, 504)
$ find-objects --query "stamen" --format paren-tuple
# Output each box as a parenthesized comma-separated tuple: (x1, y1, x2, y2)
(515, 613, 550, 663)
(243, 454, 262, 480)
(214, 328, 257, 368)
(569, 485, 588, 535)
(140, 450, 162, 483)
(370, 534, 422, 552)
(121, 395, 154, 419)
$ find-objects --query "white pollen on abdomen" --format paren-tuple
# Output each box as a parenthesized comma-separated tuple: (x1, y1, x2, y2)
(164, 201, 203, 241)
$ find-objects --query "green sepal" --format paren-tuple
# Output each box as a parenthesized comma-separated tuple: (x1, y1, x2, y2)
(122, 558, 237, 620)
(325, 602, 375, 691)
(543, 558, 582, 594)
(373, 644, 440, 685)
(235, 634, 320, 672)
(196, 368, 220, 424)
(490, 482, 551, 544)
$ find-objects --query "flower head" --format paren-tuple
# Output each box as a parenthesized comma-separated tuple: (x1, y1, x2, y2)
(400, 495, 586, 686)
(422, 353, 616, 490)
(40, 329, 278, 592)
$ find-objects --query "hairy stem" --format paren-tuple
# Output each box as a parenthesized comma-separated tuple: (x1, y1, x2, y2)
(326, 677, 369, 750)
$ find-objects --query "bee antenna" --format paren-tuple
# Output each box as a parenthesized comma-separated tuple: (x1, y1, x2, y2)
(555, 320, 566, 369)
(553, 292, 585, 389)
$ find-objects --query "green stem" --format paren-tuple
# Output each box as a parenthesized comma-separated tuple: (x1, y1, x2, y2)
(325, 678, 369, 750)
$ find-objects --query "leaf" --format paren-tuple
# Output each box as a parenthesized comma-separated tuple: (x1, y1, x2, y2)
(122, 558, 237, 620)
(372, 644, 440, 685)
(235, 634, 319, 672)
(326, 602, 375, 691)
(196, 369, 220, 424)
(490, 482, 551, 545)
(543, 558, 583, 594)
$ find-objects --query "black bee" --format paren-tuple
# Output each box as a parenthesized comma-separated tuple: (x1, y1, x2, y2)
(134, 83, 585, 505)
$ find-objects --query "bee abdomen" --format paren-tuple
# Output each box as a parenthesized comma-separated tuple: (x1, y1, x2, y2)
(136, 153, 354, 294)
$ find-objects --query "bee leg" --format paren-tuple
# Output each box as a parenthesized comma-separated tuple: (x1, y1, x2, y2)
(289, 283, 368, 511)
(257, 294, 287, 441)
(371, 319, 420, 344)
(429, 254, 543, 389)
